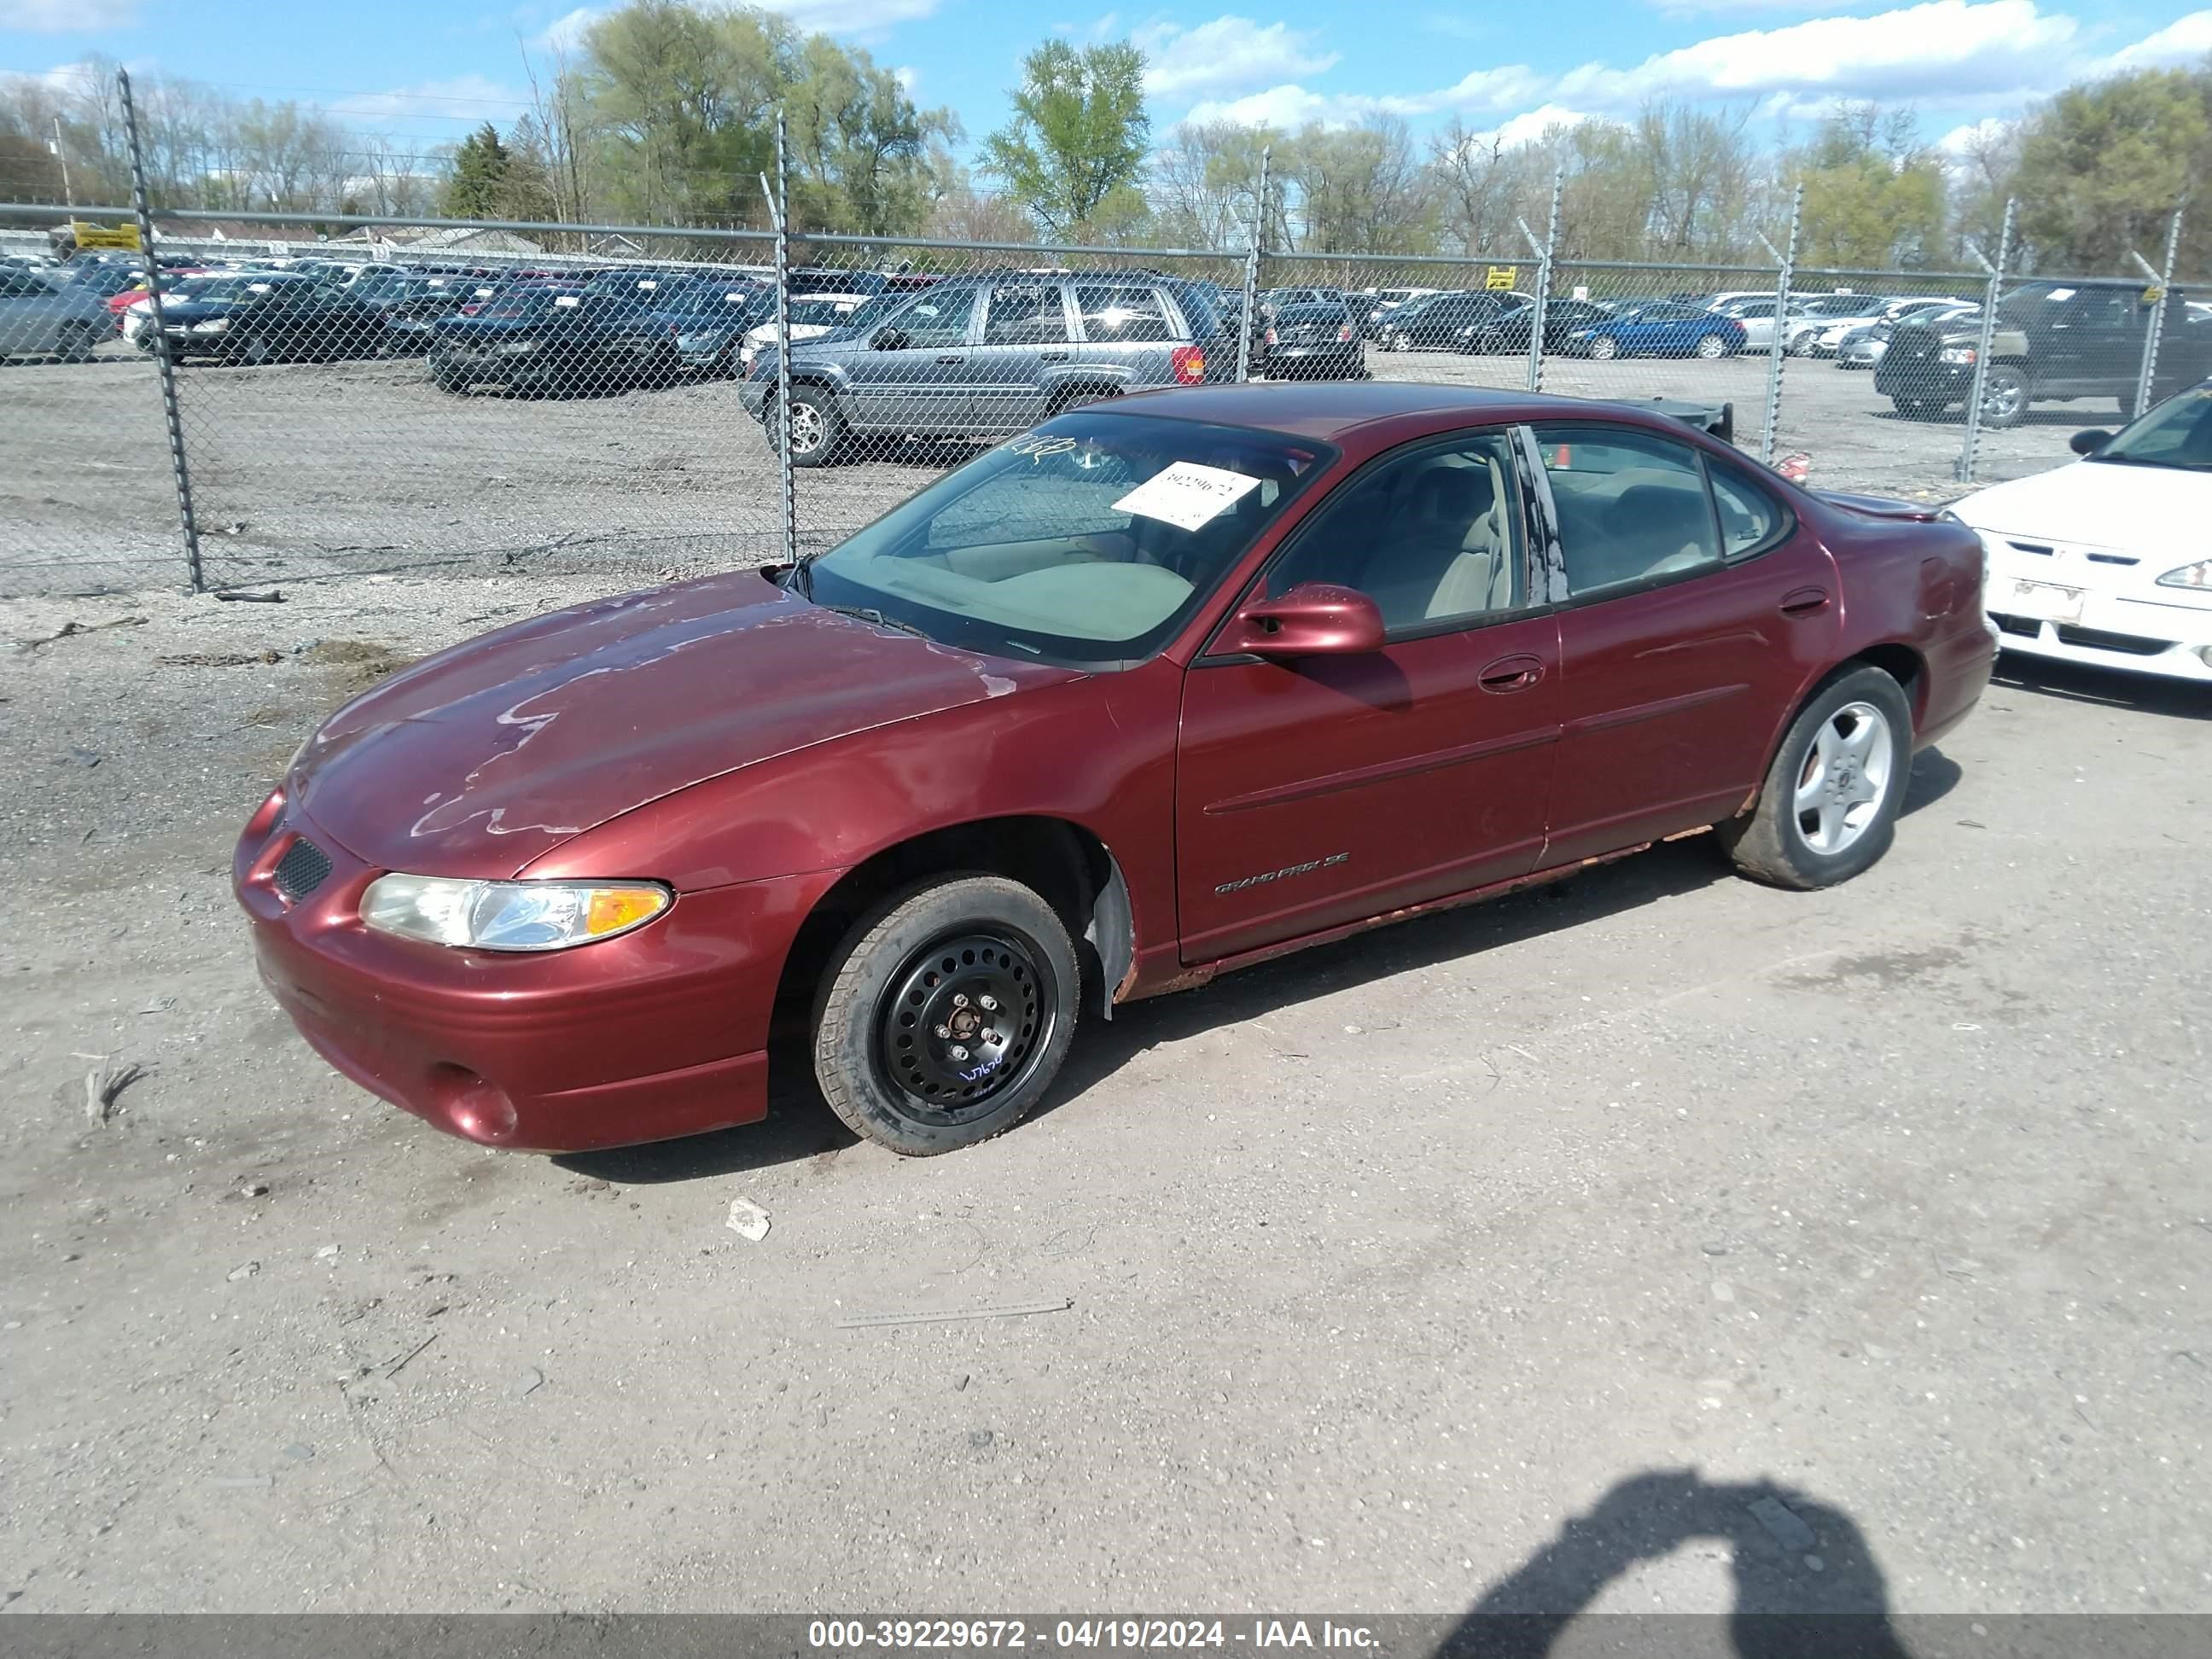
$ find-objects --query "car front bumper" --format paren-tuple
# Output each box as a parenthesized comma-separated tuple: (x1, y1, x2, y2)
(235, 794, 842, 1151)
(1876, 358, 1971, 400)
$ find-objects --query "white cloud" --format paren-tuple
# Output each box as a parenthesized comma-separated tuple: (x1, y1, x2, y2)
(1647, 0, 1880, 15)
(1552, 0, 2080, 107)
(0, 0, 136, 29)
(1184, 83, 1363, 129)
(892, 63, 918, 91)
(324, 76, 534, 125)
(2094, 9, 2212, 73)
(1138, 15, 1338, 99)
(533, 5, 602, 51)
(1374, 64, 1549, 117)
(1488, 104, 1593, 147)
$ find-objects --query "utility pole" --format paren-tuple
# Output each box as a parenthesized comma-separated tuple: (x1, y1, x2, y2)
(51, 115, 73, 208)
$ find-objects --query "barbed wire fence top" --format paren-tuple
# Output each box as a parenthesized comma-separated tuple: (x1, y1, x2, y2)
(0, 74, 2202, 600)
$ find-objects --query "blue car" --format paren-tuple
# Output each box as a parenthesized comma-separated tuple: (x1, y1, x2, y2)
(1565, 301, 1747, 362)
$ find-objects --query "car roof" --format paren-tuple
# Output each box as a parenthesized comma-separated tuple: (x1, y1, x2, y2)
(1111, 381, 1697, 447)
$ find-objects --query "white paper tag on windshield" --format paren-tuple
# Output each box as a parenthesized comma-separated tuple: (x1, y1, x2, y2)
(1112, 463, 1261, 533)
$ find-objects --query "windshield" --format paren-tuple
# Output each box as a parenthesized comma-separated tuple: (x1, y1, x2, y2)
(480, 291, 573, 318)
(786, 297, 864, 328)
(188, 277, 286, 303)
(801, 410, 1334, 667)
(2088, 385, 2212, 472)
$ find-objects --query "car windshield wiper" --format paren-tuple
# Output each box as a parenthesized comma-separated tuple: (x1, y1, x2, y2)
(813, 602, 930, 639)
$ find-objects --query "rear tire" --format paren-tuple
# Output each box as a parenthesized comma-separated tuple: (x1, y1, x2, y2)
(1694, 332, 1728, 359)
(1717, 666, 1913, 891)
(812, 875, 1080, 1156)
(58, 323, 102, 364)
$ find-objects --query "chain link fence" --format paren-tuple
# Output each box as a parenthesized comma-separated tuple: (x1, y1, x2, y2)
(3, 73, 2207, 598)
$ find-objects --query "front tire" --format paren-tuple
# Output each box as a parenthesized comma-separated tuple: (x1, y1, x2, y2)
(769, 385, 844, 467)
(1588, 334, 1619, 361)
(1717, 666, 1912, 891)
(812, 875, 1080, 1155)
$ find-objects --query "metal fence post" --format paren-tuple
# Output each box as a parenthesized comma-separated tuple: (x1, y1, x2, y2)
(2131, 205, 2184, 421)
(1236, 146, 1270, 383)
(116, 68, 203, 591)
(1955, 196, 2015, 486)
(771, 110, 796, 568)
(1755, 183, 1802, 466)
(1519, 171, 1562, 393)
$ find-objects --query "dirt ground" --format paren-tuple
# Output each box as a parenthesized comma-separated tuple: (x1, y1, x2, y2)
(1, 573, 2207, 1615)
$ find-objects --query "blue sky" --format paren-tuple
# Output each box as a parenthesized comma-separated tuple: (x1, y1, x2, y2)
(4, 0, 2210, 167)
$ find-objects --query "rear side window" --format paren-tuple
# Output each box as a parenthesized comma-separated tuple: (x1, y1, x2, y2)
(983, 282, 1072, 345)
(1533, 425, 1720, 598)
(1077, 284, 1174, 343)
(1708, 466, 1788, 559)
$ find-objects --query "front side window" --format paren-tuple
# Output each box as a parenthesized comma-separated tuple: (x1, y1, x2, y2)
(1533, 425, 1721, 597)
(1267, 431, 1526, 632)
(878, 289, 971, 347)
(801, 410, 1331, 667)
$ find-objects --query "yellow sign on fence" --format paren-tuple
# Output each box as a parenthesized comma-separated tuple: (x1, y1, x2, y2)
(68, 220, 142, 251)
(1484, 266, 1519, 291)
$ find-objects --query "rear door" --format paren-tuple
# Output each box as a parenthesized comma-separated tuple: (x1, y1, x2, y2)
(1074, 281, 1180, 390)
(2041, 285, 2143, 395)
(967, 280, 1077, 434)
(1529, 422, 1841, 864)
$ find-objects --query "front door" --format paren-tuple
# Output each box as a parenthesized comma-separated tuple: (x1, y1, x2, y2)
(1177, 428, 1562, 963)
(1528, 422, 1842, 865)
(842, 285, 980, 435)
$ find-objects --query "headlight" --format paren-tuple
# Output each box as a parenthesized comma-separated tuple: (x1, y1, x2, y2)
(2157, 559, 2212, 590)
(360, 874, 672, 952)
(492, 339, 539, 356)
(1939, 345, 1976, 365)
(189, 317, 230, 334)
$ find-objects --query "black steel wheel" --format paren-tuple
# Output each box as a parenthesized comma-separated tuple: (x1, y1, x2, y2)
(812, 874, 1079, 1155)
(875, 931, 1053, 1122)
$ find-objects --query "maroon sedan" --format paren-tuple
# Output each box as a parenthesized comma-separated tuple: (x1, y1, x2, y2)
(236, 384, 1995, 1156)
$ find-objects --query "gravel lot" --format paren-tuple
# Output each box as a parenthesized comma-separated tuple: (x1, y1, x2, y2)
(0, 339, 2132, 598)
(1, 567, 2207, 1615)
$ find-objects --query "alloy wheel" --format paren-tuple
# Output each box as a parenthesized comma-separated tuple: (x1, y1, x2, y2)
(1793, 701, 1895, 855)
(1695, 333, 1726, 359)
(874, 931, 1055, 1126)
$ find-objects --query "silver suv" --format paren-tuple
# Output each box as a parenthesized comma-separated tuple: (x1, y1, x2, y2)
(739, 271, 1237, 465)
(0, 264, 116, 362)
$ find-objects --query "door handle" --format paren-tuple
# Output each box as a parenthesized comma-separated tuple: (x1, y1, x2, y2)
(1778, 586, 1831, 618)
(1040, 351, 1069, 362)
(1478, 654, 1545, 692)
(936, 354, 964, 364)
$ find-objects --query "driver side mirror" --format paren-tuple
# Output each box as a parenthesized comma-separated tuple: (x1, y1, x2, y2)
(1220, 583, 1386, 659)
(872, 326, 910, 351)
(2069, 428, 2112, 455)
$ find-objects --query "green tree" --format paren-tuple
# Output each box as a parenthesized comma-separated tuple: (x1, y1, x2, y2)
(2006, 67, 2209, 271)
(980, 39, 1150, 236)
(442, 123, 512, 218)
(1791, 106, 1946, 268)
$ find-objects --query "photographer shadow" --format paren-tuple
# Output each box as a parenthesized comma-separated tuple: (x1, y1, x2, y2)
(1443, 1469, 1912, 1659)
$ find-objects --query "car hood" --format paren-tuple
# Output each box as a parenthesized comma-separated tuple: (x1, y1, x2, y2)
(1952, 460, 2207, 554)
(290, 572, 1079, 881)
(160, 298, 253, 323)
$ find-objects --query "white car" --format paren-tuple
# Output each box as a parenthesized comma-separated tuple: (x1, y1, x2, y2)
(737, 293, 873, 370)
(1949, 386, 2212, 681)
